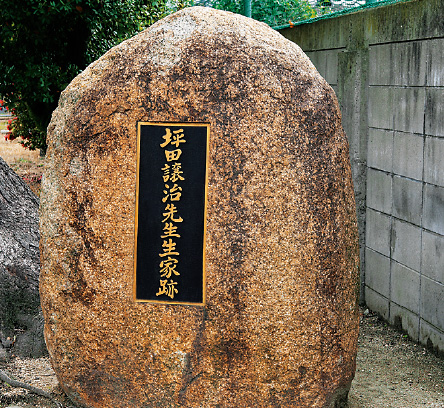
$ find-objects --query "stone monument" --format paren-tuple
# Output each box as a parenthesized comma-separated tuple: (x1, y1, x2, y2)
(40, 7, 360, 408)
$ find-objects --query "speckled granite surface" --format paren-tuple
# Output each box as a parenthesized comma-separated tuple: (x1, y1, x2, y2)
(40, 7, 360, 408)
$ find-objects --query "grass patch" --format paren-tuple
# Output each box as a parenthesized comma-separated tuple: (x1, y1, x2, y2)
(0, 125, 44, 196)
(15, 157, 33, 164)
(0, 135, 41, 167)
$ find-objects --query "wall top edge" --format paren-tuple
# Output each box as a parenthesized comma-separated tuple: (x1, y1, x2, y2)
(278, 0, 444, 51)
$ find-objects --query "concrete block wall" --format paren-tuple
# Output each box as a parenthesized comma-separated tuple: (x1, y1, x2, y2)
(280, 0, 444, 353)
(366, 36, 444, 349)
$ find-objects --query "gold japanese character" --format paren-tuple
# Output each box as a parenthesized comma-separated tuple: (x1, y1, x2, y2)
(162, 183, 183, 203)
(160, 128, 172, 148)
(161, 164, 171, 182)
(161, 222, 181, 238)
(162, 203, 183, 223)
(160, 128, 186, 148)
(156, 279, 179, 299)
(170, 162, 185, 182)
(159, 238, 179, 257)
(159, 257, 180, 278)
(171, 129, 186, 147)
(165, 149, 183, 162)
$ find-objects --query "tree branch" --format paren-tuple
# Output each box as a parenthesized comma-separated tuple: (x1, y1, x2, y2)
(0, 367, 62, 408)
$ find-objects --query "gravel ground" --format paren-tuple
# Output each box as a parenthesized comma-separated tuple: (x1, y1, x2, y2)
(348, 310, 444, 408)
(1, 309, 443, 408)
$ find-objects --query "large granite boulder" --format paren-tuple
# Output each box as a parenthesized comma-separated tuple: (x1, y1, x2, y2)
(40, 6, 360, 408)
(0, 157, 46, 358)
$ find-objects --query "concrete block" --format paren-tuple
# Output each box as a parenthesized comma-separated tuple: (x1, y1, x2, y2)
(369, 44, 391, 86)
(365, 287, 389, 320)
(389, 302, 419, 341)
(421, 277, 444, 331)
(421, 231, 444, 284)
(365, 248, 390, 298)
(390, 261, 420, 314)
(420, 320, 444, 354)
(306, 50, 338, 86)
(367, 128, 393, 172)
(423, 184, 444, 235)
(392, 176, 423, 226)
(367, 169, 392, 214)
(305, 51, 317, 63)
(424, 136, 444, 187)
(281, 15, 348, 51)
(306, 51, 321, 73)
(358, 0, 444, 45)
(392, 41, 426, 87)
(425, 88, 444, 137)
(426, 38, 444, 87)
(392, 131, 424, 180)
(368, 87, 393, 130)
(323, 50, 339, 85)
(365, 209, 391, 256)
(393, 87, 425, 134)
(391, 219, 421, 271)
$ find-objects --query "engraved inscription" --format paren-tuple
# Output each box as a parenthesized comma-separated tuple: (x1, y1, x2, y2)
(134, 122, 209, 305)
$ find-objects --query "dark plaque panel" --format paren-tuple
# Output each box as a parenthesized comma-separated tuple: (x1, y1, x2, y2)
(134, 122, 209, 305)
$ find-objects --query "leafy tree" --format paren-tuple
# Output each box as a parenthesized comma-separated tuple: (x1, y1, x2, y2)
(209, 0, 317, 26)
(0, 0, 168, 153)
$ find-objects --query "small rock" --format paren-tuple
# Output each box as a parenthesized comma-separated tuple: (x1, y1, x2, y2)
(2, 336, 15, 350)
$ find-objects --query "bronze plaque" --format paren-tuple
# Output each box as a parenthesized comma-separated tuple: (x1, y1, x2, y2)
(134, 122, 209, 305)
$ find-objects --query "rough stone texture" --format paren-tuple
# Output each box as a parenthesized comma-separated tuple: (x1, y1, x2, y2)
(40, 7, 359, 408)
(0, 156, 46, 358)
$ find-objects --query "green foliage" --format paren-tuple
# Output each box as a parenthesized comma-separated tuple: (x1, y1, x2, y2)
(168, 0, 197, 11)
(0, 0, 168, 152)
(0, 0, 317, 152)
(209, 0, 317, 26)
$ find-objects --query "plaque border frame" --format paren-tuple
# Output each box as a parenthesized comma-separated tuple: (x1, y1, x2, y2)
(133, 121, 210, 306)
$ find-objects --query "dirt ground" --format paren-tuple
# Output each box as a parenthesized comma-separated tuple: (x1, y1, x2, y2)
(0, 128, 443, 408)
(348, 310, 443, 408)
(0, 309, 443, 408)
